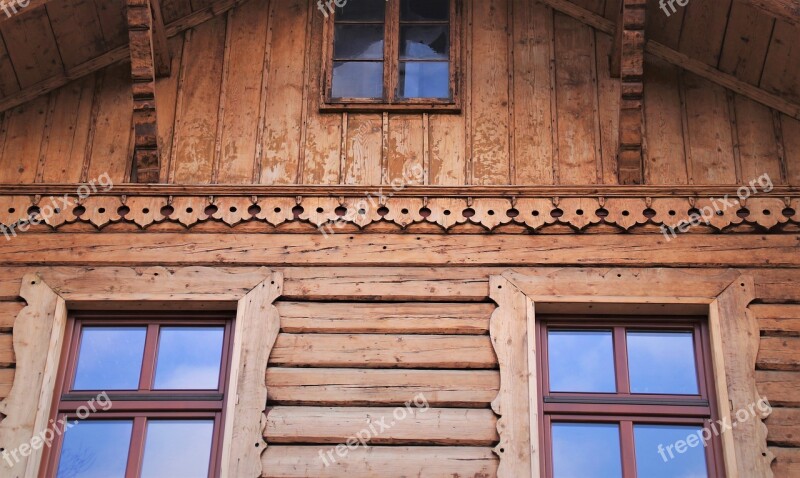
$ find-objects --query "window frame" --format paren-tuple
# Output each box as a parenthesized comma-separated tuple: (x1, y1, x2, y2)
(40, 312, 235, 478)
(320, 0, 462, 112)
(536, 316, 725, 478)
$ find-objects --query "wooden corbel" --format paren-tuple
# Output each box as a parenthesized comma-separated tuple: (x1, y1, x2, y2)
(127, 0, 169, 183)
(612, 0, 646, 185)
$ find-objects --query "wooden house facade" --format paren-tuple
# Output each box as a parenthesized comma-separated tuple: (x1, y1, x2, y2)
(0, 0, 798, 476)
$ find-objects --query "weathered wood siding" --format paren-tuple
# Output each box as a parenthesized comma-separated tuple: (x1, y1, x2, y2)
(0, 0, 797, 186)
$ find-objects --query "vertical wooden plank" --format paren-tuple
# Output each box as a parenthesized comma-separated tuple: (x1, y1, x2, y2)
(677, 0, 733, 66)
(155, 36, 185, 183)
(46, 0, 108, 68)
(734, 96, 783, 183)
(0, 96, 48, 183)
(553, 13, 599, 185)
(646, 0, 684, 49)
(160, 0, 192, 23)
(85, 63, 134, 183)
(682, 73, 737, 185)
(302, 2, 342, 185)
(429, 114, 466, 186)
(718, 1, 775, 86)
(39, 76, 96, 183)
(781, 114, 800, 185)
(0, 10, 62, 88)
(171, 16, 226, 184)
(643, 58, 687, 184)
(512, 0, 554, 185)
(344, 115, 382, 185)
(595, 31, 619, 185)
(760, 21, 800, 103)
(471, 0, 511, 185)
(258, 0, 308, 185)
(216, 0, 269, 184)
(94, 0, 130, 49)
(0, 38, 20, 97)
(386, 115, 424, 186)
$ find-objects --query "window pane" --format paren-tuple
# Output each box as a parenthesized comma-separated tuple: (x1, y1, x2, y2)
(547, 330, 616, 393)
(399, 62, 450, 99)
(56, 420, 132, 478)
(552, 423, 622, 478)
(635, 424, 709, 478)
(332, 61, 384, 98)
(627, 331, 699, 394)
(73, 327, 146, 390)
(335, 0, 385, 21)
(334, 24, 384, 60)
(400, 25, 449, 60)
(401, 0, 449, 21)
(153, 327, 225, 390)
(141, 420, 214, 478)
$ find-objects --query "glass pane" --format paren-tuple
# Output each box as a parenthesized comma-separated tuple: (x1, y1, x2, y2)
(635, 424, 709, 478)
(153, 327, 225, 390)
(334, 24, 384, 60)
(399, 62, 450, 99)
(627, 331, 699, 394)
(400, 25, 449, 60)
(332, 61, 384, 98)
(141, 420, 214, 478)
(401, 0, 449, 21)
(547, 330, 616, 393)
(56, 420, 132, 478)
(552, 423, 622, 478)
(335, 0, 385, 21)
(73, 327, 146, 390)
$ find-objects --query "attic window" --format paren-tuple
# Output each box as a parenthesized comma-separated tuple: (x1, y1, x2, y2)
(321, 0, 461, 112)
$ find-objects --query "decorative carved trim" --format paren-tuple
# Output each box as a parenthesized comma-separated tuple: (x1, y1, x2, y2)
(0, 267, 282, 478)
(0, 194, 797, 233)
(488, 275, 536, 478)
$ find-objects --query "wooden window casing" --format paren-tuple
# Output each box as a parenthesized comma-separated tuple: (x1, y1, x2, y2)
(40, 312, 235, 478)
(536, 316, 725, 478)
(321, 0, 462, 112)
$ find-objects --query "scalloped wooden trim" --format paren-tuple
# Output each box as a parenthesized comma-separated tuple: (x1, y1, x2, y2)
(0, 194, 797, 233)
(0, 267, 282, 478)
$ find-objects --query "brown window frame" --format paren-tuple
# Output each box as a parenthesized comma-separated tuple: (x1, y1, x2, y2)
(536, 316, 725, 478)
(321, 0, 462, 112)
(39, 312, 235, 478)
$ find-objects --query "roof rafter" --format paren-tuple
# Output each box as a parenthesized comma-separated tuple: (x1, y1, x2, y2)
(538, 0, 800, 120)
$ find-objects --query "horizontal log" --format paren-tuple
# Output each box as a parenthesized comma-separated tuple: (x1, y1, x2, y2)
(269, 334, 497, 369)
(751, 304, 800, 336)
(276, 302, 493, 334)
(261, 446, 498, 478)
(766, 408, 800, 447)
(771, 446, 800, 477)
(757, 371, 800, 407)
(0, 301, 23, 330)
(0, 367, 14, 399)
(266, 368, 499, 407)
(0, 234, 797, 267)
(264, 407, 498, 446)
(0, 334, 13, 367)
(758, 337, 800, 371)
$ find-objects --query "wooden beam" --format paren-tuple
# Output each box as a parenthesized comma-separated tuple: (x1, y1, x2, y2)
(537, 0, 800, 120)
(150, 0, 171, 77)
(0, 0, 249, 113)
(744, 0, 800, 25)
(616, 0, 646, 184)
(127, 0, 161, 183)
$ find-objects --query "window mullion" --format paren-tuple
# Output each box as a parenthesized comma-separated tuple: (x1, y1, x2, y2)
(385, 0, 399, 103)
(139, 323, 159, 391)
(125, 416, 147, 478)
(620, 420, 637, 478)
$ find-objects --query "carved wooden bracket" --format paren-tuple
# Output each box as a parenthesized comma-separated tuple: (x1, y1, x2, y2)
(613, 0, 646, 185)
(127, 0, 166, 183)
